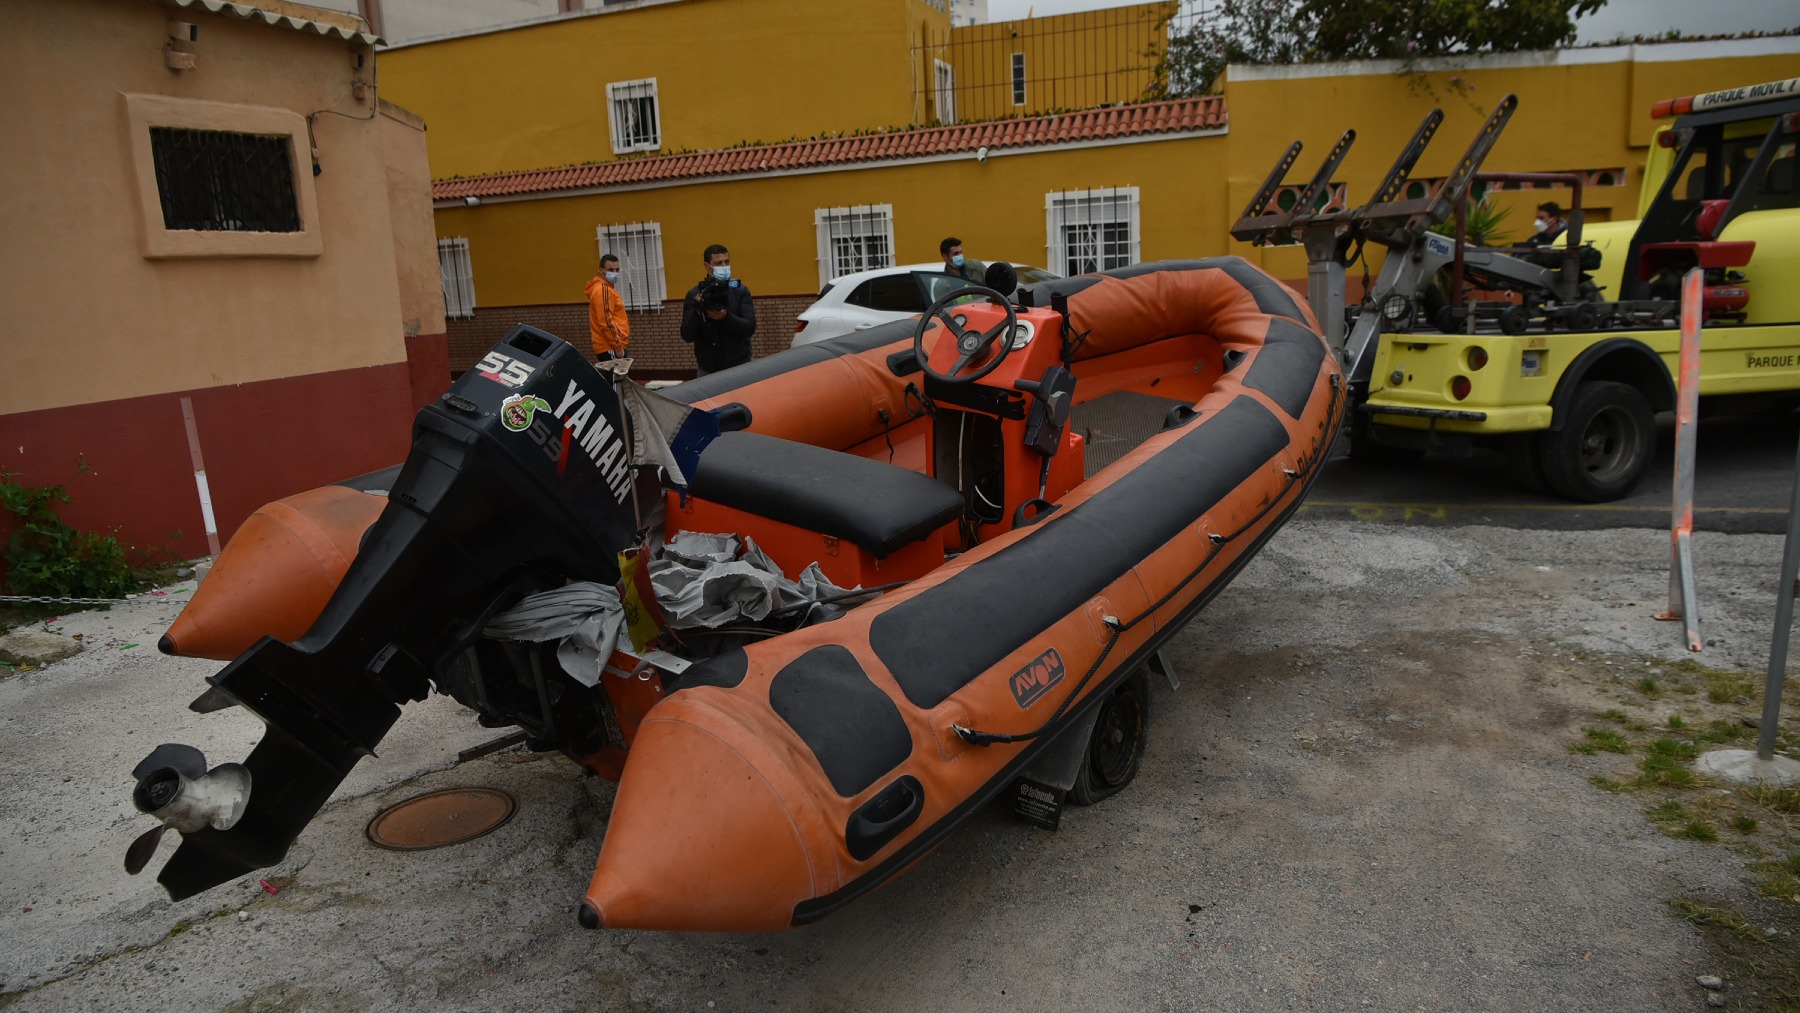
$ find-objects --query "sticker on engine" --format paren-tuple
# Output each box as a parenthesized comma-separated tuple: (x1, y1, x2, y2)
(500, 394, 551, 432)
(475, 350, 535, 389)
(1009, 647, 1066, 709)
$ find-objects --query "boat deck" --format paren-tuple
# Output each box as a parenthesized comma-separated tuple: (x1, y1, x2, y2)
(1071, 390, 1192, 477)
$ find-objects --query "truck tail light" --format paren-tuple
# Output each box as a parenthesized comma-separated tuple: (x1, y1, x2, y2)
(1451, 375, 1472, 401)
(794, 319, 809, 334)
(1467, 346, 1489, 371)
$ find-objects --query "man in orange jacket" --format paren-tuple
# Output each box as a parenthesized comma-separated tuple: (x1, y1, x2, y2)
(586, 253, 631, 361)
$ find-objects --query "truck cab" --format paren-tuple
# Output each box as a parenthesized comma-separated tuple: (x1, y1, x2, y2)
(1358, 77, 1800, 500)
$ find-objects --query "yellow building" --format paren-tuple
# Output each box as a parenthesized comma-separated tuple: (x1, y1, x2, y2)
(380, 0, 954, 181)
(930, 4, 1175, 121)
(0, 0, 445, 565)
(378, 1, 1799, 379)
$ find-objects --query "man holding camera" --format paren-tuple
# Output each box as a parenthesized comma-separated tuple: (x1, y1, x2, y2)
(679, 244, 756, 376)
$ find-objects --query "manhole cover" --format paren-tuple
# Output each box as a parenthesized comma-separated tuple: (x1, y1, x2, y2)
(365, 787, 517, 851)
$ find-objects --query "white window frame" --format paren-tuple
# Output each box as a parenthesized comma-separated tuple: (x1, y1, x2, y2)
(934, 60, 956, 125)
(1045, 187, 1141, 277)
(606, 78, 661, 154)
(813, 204, 896, 288)
(438, 237, 476, 319)
(596, 221, 667, 311)
(1011, 52, 1027, 106)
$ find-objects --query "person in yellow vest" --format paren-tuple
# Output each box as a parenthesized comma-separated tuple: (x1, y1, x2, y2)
(586, 253, 630, 362)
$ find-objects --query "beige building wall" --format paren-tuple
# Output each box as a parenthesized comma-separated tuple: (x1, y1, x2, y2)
(0, 0, 443, 564)
(380, 100, 448, 342)
(0, 0, 406, 417)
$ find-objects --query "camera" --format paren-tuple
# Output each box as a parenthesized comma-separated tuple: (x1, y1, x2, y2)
(698, 278, 730, 313)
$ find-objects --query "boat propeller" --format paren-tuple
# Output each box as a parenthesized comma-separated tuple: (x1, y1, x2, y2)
(124, 743, 253, 876)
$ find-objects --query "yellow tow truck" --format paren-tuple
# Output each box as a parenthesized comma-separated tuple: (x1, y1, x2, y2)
(1354, 77, 1800, 500)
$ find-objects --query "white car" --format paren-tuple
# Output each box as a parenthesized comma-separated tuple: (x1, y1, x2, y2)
(791, 262, 1062, 347)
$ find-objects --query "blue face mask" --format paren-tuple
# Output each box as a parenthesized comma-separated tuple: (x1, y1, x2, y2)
(711, 265, 731, 282)
(604, 271, 620, 283)
(951, 254, 965, 268)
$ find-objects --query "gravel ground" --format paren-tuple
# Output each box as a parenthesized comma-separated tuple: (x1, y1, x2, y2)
(1, 517, 1796, 1012)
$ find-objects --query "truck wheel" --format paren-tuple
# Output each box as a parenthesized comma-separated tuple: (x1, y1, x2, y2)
(1069, 672, 1148, 806)
(1349, 411, 1424, 466)
(1502, 433, 1548, 494)
(1538, 381, 1654, 502)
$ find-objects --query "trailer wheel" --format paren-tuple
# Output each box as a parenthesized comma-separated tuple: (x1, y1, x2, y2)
(1569, 303, 1599, 331)
(1500, 305, 1530, 335)
(1069, 672, 1149, 806)
(1539, 381, 1654, 502)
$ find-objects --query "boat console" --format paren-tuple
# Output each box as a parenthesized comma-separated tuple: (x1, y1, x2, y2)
(665, 275, 1087, 584)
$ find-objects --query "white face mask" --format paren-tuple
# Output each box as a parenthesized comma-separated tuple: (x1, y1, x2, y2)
(711, 265, 731, 282)
(604, 271, 620, 283)
(1533, 219, 1549, 234)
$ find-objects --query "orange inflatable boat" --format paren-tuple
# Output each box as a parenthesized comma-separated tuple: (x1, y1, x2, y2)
(129, 258, 1344, 932)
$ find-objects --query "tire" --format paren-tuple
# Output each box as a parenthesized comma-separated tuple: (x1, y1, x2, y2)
(1569, 303, 1599, 331)
(1500, 305, 1529, 335)
(1349, 410, 1425, 466)
(1069, 672, 1149, 806)
(1502, 432, 1548, 494)
(1538, 381, 1654, 502)
(1421, 283, 1449, 327)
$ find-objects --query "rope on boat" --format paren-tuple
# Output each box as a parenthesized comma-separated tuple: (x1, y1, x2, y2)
(953, 377, 1345, 748)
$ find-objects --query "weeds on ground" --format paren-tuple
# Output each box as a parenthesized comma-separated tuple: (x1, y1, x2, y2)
(1570, 656, 1800, 1009)
(1571, 727, 1631, 755)
(1754, 854, 1800, 902)
(1648, 800, 1721, 841)
(1667, 897, 1800, 1012)
(1, 467, 174, 610)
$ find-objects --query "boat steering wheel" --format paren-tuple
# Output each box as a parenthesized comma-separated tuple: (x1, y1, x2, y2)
(914, 286, 1019, 384)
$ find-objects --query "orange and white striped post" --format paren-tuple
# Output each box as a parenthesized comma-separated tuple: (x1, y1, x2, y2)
(1655, 268, 1703, 651)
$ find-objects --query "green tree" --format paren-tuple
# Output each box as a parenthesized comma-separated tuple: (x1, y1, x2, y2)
(1150, 0, 1608, 98)
(1148, 0, 1316, 99)
(1309, 0, 1608, 61)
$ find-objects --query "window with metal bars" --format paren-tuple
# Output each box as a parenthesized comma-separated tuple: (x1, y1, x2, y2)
(813, 205, 896, 288)
(438, 238, 476, 319)
(934, 61, 956, 125)
(149, 127, 301, 233)
(1046, 187, 1140, 276)
(1012, 52, 1027, 106)
(607, 79, 661, 154)
(596, 222, 667, 311)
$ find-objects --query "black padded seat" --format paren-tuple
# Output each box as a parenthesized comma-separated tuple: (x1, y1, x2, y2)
(687, 432, 964, 558)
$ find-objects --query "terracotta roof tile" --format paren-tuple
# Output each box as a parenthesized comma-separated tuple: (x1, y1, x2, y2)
(434, 96, 1226, 201)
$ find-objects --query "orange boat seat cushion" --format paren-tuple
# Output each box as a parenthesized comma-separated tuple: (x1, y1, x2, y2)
(687, 432, 964, 558)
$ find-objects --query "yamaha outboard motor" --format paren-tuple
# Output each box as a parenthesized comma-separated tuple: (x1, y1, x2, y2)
(140, 326, 641, 900)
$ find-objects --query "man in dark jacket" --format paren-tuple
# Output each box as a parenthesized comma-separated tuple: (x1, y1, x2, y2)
(940, 236, 987, 286)
(1523, 202, 1567, 247)
(680, 244, 756, 376)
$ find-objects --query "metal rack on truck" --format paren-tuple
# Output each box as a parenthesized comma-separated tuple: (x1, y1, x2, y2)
(1233, 77, 1800, 501)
